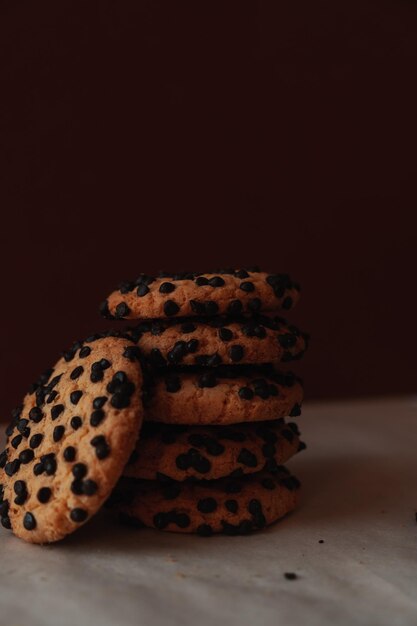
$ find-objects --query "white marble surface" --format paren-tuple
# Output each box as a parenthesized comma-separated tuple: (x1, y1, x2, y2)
(1, 397, 416, 626)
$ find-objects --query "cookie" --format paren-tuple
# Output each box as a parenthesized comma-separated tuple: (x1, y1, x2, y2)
(0, 335, 144, 544)
(130, 315, 309, 367)
(145, 366, 303, 425)
(100, 268, 301, 320)
(112, 467, 300, 535)
(124, 419, 304, 482)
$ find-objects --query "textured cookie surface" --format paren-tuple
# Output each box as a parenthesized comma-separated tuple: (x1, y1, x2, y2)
(0, 335, 144, 544)
(146, 366, 303, 425)
(113, 467, 300, 535)
(124, 419, 304, 481)
(101, 269, 300, 320)
(131, 315, 308, 367)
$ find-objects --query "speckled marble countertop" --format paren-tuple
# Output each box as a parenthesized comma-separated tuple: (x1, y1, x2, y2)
(1, 397, 416, 626)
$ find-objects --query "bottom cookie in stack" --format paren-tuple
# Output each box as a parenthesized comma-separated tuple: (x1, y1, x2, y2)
(111, 467, 300, 536)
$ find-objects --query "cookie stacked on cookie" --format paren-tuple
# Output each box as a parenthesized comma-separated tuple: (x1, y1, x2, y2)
(0, 267, 308, 543)
(103, 268, 308, 536)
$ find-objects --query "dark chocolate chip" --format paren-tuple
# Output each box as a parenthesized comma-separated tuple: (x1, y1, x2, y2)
(63, 446, 76, 462)
(165, 375, 181, 393)
(229, 345, 244, 362)
(53, 425, 65, 442)
(71, 416, 83, 430)
(240, 281, 255, 293)
(195, 276, 209, 286)
(159, 282, 176, 294)
(70, 508, 88, 523)
(225, 499, 238, 513)
(23, 512, 36, 530)
(197, 497, 217, 513)
(197, 524, 213, 537)
(198, 372, 217, 388)
(19, 449, 34, 464)
(238, 387, 254, 400)
(11, 435, 22, 449)
(208, 276, 225, 287)
(70, 366, 84, 381)
(90, 410, 105, 427)
(29, 407, 44, 423)
(37, 487, 51, 503)
(164, 300, 180, 316)
(93, 396, 107, 409)
(237, 449, 258, 467)
(115, 302, 131, 318)
(72, 463, 87, 479)
(70, 390, 83, 405)
(137, 284, 150, 296)
(219, 327, 233, 341)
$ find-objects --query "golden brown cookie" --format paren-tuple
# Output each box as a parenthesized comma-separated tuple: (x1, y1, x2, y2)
(130, 315, 309, 367)
(112, 467, 300, 535)
(0, 334, 144, 544)
(145, 366, 303, 425)
(100, 269, 300, 320)
(124, 419, 304, 481)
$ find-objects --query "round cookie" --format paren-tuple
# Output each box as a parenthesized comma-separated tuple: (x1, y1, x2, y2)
(100, 268, 300, 320)
(124, 419, 305, 482)
(145, 367, 303, 425)
(0, 335, 144, 544)
(112, 467, 300, 535)
(130, 315, 309, 367)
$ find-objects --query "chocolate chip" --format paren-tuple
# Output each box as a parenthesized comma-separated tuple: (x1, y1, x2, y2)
(186, 339, 199, 353)
(153, 512, 169, 529)
(93, 396, 107, 409)
(52, 425, 65, 442)
(219, 327, 233, 341)
(137, 283, 150, 296)
(237, 449, 258, 467)
(63, 446, 76, 462)
(70, 366, 84, 381)
(115, 302, 131, 318)
(197, 497, 217, 513)
(197, 524, 213, 537)
(205, 301, 219, 315)
(235, 269, 249, 279)
(159, 282, 176, 294)
(227, 300, 243, 315)
(19, 449, 34, 464)
(37, 487, 51, 503)
(238, 386, 254, 400)
(90, 435, 110, 460)
(43, 455, 57, 475)
(79, 346, 91, 358)
(29, 407, 43, 423)
(33, 463, 44, 476)
(229, 345, 244, 362)
(71, 416, 82, 430)
(70, 508, 88, 523)
(11, 435, 22, 449)
(14, 480, 26, 496)
(23, 512, 36, 530)
(290, 403, 302, 417)
(167, 341, 187, 364)
(70, 390, 83, 405)
(90, 410, 105, 427)
(82, 479, 98, 496)
(195, 276, 209, 286)
(208, 276, 225, 287)
(164, 300, 180, 316)
(175, 454, 190, 470)
(225, 499, 238, 513)
(72, 463, 87, 479)
(240, 281, 255, 293)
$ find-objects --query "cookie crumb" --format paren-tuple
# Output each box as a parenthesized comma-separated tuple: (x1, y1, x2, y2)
(318, 539, 324, 543)
(284, 572, 298, 580)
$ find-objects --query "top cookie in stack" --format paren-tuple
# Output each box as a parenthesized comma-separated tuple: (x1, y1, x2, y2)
(102, 268, 308, 536)
(100, 268, 301, 321)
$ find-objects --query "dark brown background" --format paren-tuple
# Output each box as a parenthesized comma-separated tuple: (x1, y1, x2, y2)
(1, 0, 416, 420)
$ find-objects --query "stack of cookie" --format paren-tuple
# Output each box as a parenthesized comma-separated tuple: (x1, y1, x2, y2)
(105, 268, 308, 536)
(0, 268, 308, 544)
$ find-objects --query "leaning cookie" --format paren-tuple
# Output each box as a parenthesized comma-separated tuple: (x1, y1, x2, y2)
(112, 467, 300, 535)
(100, 269, 300, 320)
(124, 419, 304, 482)
(130, 315, 309, 367)
(145, 367, 303, 425)
(0, 335, 144, 544)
